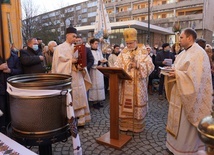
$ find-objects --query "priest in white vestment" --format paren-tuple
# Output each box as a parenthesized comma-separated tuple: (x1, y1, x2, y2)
(114, 28, 154, 132)
(108, 44, 120, 67)
(164, 28, 212, 155)
(88, 38, 107, 109)
(52, 26, 91, 126)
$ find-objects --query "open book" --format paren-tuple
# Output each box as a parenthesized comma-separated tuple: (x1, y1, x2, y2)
(159, 66, 174, 75)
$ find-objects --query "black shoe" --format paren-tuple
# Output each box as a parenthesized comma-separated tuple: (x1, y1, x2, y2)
(93, 104, 100, 109)
(97, 102, 104, 108)
(78, 125, 85, 128)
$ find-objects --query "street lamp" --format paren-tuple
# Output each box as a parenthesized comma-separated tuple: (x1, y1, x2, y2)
(147, 0, 151, 45)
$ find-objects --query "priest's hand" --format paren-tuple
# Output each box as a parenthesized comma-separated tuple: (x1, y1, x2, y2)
(100, 58, 107, 63)
(77, 64, 83, 71)
(72, 58, 78, 64)
(168, 70, 175, 77)
(130, 62, 137, 69)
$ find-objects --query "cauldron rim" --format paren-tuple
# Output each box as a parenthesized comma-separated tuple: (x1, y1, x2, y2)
(197, 115, 214, 146)
(7, 73, 72, 88)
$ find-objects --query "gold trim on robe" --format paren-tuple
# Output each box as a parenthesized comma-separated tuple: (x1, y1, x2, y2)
(115, 46, 154, 132)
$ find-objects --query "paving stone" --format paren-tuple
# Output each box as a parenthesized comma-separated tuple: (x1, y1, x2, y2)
(62, 146, 69, 151)
(61, 151, 69, 155)
(28, 93, 175, 155)
(55, 147, 62, 152)
(53, 152, 61, 155)
(84, 151, 92, 154)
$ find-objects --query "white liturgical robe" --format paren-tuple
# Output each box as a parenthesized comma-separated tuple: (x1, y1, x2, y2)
(164, 43, 212, 155)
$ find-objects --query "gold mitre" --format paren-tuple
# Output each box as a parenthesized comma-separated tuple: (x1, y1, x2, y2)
(123, 28, 137, 42)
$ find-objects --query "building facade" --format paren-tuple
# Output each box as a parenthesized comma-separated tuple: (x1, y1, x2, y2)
(25, 0, 214, 47)
(104, 0, 214, 46)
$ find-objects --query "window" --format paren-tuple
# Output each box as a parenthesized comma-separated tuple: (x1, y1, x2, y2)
(88, 12, 96, 17)
(42, 15, 48, 19)
(65, 7, 74, 13)
(167, 13, 174, 18)
(162, 14, 167, 18)
(78, 15, 82, 20)
(178, 12, 185, 16)
(48, 12, 55, 17)
(82, 8, 87, 13)
(43, 23, 48, 26)
(55, 11, 60, 15)
(162, 1, 167, 4)
(76, 6, 81, 10)
(186, 10, 202, 15)
(82, 18, 87, 23)
(34, 17, 39, 21)
(108, 10, 112, 14)
(87, 1, 97, 7)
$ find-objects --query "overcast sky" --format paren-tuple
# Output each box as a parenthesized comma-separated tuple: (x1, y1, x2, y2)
(21, 0, 88, 14)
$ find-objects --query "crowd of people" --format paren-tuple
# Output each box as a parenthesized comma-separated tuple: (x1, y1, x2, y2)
(0, 27, 214, 154)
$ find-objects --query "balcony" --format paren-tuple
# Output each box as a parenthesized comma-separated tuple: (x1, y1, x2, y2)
(132, 8, 148, 15)
(117, 0, 131, 3)
(115, 10, 132, 17)
(105, 2, 116, 8)
(151, 13, 203, 24)
(152, 0, 203, 12)
(149, 14, 203, 29)
(105, 0, 203, 10)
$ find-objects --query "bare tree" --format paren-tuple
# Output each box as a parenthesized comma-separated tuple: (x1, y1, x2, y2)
(33, 13, 60, 44)
(21, 0, 61, 45)
(21, 0, 39, 45)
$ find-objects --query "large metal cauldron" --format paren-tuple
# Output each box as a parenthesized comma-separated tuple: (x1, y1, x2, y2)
(7, 73, 71, 135)
(197, 106, 214, 155)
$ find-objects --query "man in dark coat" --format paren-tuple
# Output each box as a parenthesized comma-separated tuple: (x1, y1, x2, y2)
(0, 50, 22, 132)
(20, 38, 45, 73)
(155, 43, 175, 100)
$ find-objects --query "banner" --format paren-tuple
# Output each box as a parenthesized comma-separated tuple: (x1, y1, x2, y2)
(94, 0, 111, 39)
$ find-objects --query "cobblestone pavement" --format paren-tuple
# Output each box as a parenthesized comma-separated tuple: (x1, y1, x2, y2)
(31, 93, 173, 155)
